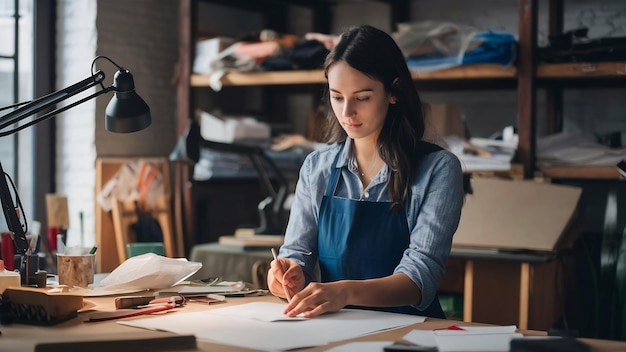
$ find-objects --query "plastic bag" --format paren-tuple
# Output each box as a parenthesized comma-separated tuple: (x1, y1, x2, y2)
(97, 253, 202, 291)
(393, 21, 516, 73)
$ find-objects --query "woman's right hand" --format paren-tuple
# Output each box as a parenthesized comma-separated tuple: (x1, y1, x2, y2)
(267, 257, 305, 300)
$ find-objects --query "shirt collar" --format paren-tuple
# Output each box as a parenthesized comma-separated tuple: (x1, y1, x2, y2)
(336, 137, 389, 181)
(335, 138, 353, 169)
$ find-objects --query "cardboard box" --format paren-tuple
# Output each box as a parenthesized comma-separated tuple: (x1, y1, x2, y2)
(424, 103, 465, 139)
(453, 178, 582, 252)
(2, 287, 83, 325)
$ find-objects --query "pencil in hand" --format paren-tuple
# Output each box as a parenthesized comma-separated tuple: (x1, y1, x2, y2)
(271, 247, 292, 302)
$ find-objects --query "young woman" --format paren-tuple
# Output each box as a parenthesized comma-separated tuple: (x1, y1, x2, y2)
(268, 25, 464, 319)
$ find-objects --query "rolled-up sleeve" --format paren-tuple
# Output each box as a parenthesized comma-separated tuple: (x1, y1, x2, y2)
(395, 151, 464, 310)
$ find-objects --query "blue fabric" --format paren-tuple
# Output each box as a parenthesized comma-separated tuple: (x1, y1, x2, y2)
(406, 30, 517, 71)
(463, 31, 517, 65)
(279, 138, 464, 312)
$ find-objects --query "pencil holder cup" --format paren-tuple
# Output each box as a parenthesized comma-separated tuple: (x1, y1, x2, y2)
(56, 253, 95, 287)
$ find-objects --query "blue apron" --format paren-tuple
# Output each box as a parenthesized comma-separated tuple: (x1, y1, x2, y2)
(317, 147, 445, 318)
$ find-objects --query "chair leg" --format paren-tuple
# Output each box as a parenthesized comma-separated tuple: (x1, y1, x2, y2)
(252, 259, 271, 289)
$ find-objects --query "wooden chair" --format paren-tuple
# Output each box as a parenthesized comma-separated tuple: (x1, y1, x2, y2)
(110, 195, 175, 262)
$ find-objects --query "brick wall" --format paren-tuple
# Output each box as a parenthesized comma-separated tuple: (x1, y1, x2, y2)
(55, 0, 177, 247)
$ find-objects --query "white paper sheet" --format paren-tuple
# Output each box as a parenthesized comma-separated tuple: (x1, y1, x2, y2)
(120, 302, 425, 351)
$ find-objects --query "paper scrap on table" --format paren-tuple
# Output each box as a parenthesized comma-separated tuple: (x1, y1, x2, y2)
(404, 325, 522, 352)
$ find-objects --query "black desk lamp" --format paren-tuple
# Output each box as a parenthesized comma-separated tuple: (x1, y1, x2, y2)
(0, 56, 151, 271)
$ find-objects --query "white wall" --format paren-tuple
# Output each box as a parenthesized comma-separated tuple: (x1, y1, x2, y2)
(56, 0, 98, 247)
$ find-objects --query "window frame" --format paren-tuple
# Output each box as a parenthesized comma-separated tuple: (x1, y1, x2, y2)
(32, 0, 56, 240)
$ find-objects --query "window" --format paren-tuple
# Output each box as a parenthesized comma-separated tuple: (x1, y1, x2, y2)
(0, 0, 34, 233)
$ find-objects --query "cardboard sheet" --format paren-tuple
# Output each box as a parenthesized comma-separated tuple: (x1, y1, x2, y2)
(452, 178, 582, 252)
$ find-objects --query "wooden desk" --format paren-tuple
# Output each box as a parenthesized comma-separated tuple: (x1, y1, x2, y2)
(2, 294, 626, 352)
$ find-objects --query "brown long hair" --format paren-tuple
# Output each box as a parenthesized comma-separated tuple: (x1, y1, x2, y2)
(322, 25, 426, 210)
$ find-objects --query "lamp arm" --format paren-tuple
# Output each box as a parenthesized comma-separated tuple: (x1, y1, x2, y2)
(0, 85, 113, 138)
(0, 71, 106, 132)
(0, 70, 109, 253)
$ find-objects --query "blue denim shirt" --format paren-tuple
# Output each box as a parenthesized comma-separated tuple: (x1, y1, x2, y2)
(279, 138, 464, 310)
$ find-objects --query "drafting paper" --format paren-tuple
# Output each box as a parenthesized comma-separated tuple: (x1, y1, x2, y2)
(120, 302, 424, 351)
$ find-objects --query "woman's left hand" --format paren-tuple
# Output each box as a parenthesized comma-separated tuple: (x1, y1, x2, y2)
(283, 281, 349, 318)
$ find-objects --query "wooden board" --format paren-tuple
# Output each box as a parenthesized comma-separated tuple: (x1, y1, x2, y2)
(95, 158, 183, 273)
(452, 178, 582, 252)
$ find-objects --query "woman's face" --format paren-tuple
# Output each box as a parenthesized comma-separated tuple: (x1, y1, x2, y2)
(327, 61, 393, 143)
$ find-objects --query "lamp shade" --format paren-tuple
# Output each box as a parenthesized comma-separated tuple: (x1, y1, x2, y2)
(105, 69, 152, 133)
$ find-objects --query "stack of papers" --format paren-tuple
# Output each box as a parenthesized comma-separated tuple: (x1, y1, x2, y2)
(537, 132, 626, 167)
(403, 325, 523, 352)
(445, 135, 517, 172)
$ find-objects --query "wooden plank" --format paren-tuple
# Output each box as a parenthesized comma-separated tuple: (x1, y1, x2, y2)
(517, 0, 538, 179)
(191, 62, 626, 86)
(190, 64, 517, 87)
(177, 0, 193, 129)
(545, 0, 564, 135)
(412, 64, 516, 80)
(538, 62, 626, 78)
(519, 262, 531, 330)
(175, 0, 194, 257)
(541, 166, 622, 180)
(463, 260, 474, 323)
(191, 70, 326, 86)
